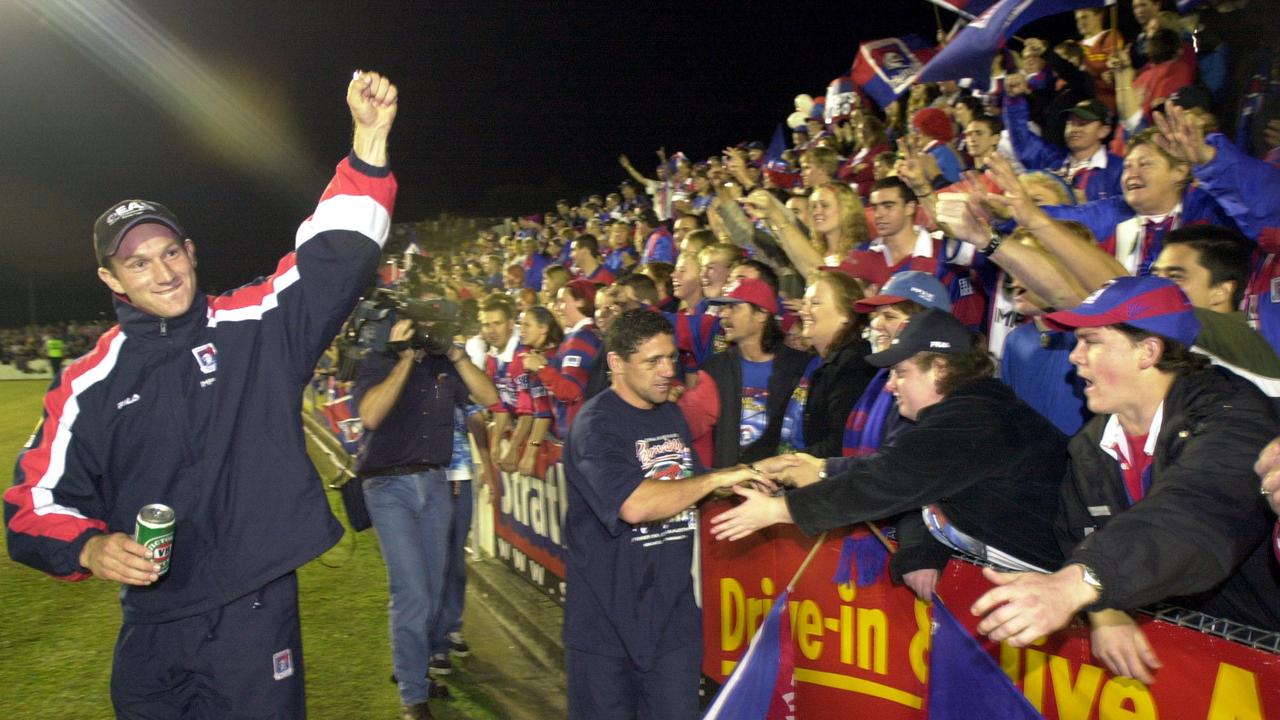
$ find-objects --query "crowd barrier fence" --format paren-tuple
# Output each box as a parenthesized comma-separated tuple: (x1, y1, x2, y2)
(305, 381, 1280, 718)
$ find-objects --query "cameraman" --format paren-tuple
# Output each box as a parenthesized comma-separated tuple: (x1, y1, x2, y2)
(353, 292, 498, 720)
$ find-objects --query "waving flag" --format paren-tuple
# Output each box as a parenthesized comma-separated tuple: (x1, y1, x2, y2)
(703, 589, 796, 720)
(924, 0, 1001, 21)
(851, 35, 939, 109)
(909, 0, 1115, 88)
(927, 595, 1043, 719)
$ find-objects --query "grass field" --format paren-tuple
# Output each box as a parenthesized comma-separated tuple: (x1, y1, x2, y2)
(0, 380, 493, 720)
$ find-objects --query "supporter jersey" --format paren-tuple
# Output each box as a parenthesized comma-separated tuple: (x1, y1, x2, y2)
(663, 309, 722, 375)
(1042, 187, 1234, 277)
(583, 264, 616, 285)
(643, 228, 675, 264)
(522, 252, 550, 291)
(484, 338, 519, 413)
(739, 358, 772, 447)
(507, 345, 552, 419)
(603, 246, 638, 275)
(542, 322, 603, 438)
(860, 228, 989, 331)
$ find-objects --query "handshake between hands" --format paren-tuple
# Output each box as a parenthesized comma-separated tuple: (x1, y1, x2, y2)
(708, 453, 825, 542)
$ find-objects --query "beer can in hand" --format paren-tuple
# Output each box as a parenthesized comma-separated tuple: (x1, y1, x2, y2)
(134, 504, 175, 576)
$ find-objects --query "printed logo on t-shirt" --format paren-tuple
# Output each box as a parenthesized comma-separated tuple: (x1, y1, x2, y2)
(740, 387, 769, 447)
(633, 433, 696, 546)
(1270, 276, 1280, 303)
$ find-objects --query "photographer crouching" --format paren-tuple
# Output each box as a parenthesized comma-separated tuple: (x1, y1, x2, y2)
(352, 281, 499, 720)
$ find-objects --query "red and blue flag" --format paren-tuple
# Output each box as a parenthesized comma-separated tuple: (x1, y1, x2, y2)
(926, 595, 1042, 719)
(924, 0, 1001, 21)
(851, 35, 939, 109)
(913, 0, 1116, 87)
(703, 589, 796, 720)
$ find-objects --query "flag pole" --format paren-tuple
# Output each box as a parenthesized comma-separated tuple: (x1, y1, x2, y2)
(864, 521, 896, 554)
(785, 530, 828, 593)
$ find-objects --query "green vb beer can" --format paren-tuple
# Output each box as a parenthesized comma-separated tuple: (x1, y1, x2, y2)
(134, 504, 175, 575)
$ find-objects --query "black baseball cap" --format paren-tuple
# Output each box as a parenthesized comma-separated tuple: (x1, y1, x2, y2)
(93, 199, 185, 267)
(1158, 84, 1214, 115)
(1062, 98, 1111, 125)
(865, 308, 973, 367)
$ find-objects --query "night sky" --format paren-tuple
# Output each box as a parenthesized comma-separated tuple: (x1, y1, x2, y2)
(0, 0, 1081, 328)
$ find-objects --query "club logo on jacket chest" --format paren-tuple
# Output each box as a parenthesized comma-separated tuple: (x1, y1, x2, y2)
(191, 343, 218, 374)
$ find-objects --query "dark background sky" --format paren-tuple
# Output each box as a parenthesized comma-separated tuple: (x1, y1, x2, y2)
(0, 0, 1082, 328)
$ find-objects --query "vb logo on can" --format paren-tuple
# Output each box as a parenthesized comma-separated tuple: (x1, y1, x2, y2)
(135, 503, 175, 576)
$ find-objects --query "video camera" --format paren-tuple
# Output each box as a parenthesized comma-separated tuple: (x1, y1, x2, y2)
(349, 286, 460, 358)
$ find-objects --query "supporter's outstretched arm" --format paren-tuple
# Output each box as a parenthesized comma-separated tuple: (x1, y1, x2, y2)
(1002, 79, 1068, 171)
(984, 156, 1124, 293)
(743, 189, 823, 280)
(1155, 107, 1280, 241)
(938, 192, 1094, 309)
(1109, 55, 1144, 135)
(896, 137, 943, 223)
(618, 154, 656, 187)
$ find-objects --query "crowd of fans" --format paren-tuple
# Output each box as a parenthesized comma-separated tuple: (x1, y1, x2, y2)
(0, 321, 110, 373)
(338, 0, 1280, 690)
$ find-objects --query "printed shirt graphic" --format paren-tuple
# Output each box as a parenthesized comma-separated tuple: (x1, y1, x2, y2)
(631, 433, 698, 547)
(779, 355, 821, 452)
(739, 358, 773, 448)
(563, 390, 703, 670)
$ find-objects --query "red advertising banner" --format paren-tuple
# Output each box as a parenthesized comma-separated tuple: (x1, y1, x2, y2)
(491, 440, 568, 601)
(700, 497, 1280, 719)
(305, 403, 1280, 719)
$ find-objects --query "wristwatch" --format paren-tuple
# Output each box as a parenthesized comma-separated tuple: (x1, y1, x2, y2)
(978, 228, 1004, 256)
(1079, 564, 1103, 596)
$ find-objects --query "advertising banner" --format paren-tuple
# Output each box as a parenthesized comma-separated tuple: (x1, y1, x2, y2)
(304, 406, 1280, 718)
(700, 498, 1280, 719)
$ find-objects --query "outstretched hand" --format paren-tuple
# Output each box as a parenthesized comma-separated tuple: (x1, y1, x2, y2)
(971, 565, 1096, 647)
(1152, 105, 1215, 166)
(709, 484, 791, 541)
(982, 154, 1050, 230)
(1090, 610, 1162, 685)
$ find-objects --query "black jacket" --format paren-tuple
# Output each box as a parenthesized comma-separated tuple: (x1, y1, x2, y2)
(802, 339, 876, 458)
(787, 378, 1067, 572)
(1059, 368, 1280, 629)
(4, 154, 394, 624)
(702, 344, 814, 468)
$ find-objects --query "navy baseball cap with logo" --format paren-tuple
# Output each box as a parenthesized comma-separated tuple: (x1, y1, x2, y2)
(865, 308, 973, 367)
(94, 199, 185, 267)
(1043, 276, 1200, 346)
(853, 270, 952, 313)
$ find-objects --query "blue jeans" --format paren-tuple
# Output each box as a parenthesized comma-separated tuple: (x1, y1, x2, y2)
(363, 471, 472, 704)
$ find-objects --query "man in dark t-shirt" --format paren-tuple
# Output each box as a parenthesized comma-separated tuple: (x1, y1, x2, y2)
(563, 309, 758, 719)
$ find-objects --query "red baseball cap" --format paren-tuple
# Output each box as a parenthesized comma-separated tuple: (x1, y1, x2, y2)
(706, 277, 781, 315)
